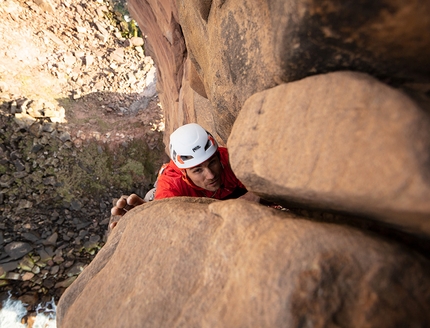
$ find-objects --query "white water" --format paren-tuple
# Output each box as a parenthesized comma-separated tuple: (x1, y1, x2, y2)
(0, 295, 56, 328)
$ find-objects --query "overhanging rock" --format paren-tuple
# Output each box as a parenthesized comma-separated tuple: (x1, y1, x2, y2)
(228, 71, 430, 237)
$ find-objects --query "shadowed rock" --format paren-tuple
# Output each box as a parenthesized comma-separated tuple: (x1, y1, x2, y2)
(57, 198, 430, 327)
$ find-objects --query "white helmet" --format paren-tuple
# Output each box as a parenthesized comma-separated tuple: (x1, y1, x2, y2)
(169, 123, 218, 169)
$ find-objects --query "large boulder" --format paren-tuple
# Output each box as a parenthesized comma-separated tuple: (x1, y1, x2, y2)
(228, 71, 430, 237)
(57, 198, 430, 327)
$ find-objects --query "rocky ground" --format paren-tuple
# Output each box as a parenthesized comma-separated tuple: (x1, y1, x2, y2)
(0, 0, 167, 318)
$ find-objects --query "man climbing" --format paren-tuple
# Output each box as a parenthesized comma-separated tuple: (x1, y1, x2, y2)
(111, 123, 260, 218)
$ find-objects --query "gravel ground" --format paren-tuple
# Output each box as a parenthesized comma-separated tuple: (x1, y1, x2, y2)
(0, 0, 166, 315)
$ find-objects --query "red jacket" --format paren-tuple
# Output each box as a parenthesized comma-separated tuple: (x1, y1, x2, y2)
(154, 147, 247, 200)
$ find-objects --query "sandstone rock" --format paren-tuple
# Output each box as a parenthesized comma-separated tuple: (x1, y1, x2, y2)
(21, 272, 34, 281)
(95, 32, 108, 43)
(84, 54, 94, 67)
(43, 30, 66, 48)
(134, 45, 143, 55)
(128, 0, 186, 135)
(57, 198, 430, 327)
(129, 36, 144, 47)
(198, 1, 429, 132)
(141, 66, 157, 98)
(94, 21, 110, 40)
(14, 113, 36, 129)
(75, 26, 86, 34)
(159, 57, 223, 148)
(63, 53, 77, 66)
(0, 81, 8, 92)
(129, 0, 430, 143)
(228, 71, 430, 237)
(109, 48, 125, 63)
(32, 0, 55, 13)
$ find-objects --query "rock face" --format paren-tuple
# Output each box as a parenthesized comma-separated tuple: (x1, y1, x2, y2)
(129, 0, 430, 144)
(124, 0, 430, 234)
(57, 0, 430, 326)
(57, 199, 430, 327)
(127, 0, 187, 146)
(228, 71, 430, 237)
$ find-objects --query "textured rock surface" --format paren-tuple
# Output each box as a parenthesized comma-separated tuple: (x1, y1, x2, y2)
(57, 198, 430, 327)
(128, 0, 186, 147)
(129, 0, 430, 143)
(228, 71, 430, 237)
(54, 0, 430, 326)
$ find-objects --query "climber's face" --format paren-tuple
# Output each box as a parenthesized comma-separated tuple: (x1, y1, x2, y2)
(186, 154, 222, 191)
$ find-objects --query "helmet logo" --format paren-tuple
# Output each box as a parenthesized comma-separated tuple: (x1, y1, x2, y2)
(192, 145, 201, 152)
(176, 155, 185, 164)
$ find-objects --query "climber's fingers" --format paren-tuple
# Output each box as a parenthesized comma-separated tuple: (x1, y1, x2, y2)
(127, 194, 145, 207)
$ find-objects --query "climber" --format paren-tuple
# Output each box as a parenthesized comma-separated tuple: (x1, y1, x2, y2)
(111, 123, 260, 219)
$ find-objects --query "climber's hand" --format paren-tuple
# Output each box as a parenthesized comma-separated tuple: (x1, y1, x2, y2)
(111, 194, 145, 216)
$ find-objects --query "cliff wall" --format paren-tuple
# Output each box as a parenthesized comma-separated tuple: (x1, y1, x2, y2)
(57, 0, 430, 326)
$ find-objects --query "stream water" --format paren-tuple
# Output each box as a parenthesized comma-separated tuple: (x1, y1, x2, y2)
(0, 294, 56, 328)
